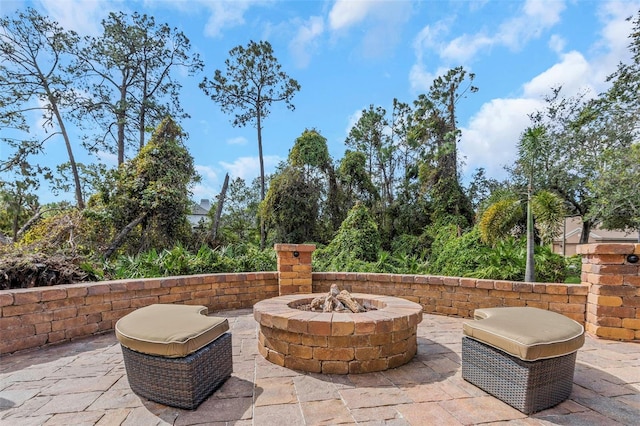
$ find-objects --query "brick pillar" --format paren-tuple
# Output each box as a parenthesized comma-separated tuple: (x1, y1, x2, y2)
(577, 243, 640, 340)
(274, 244, 316, 295)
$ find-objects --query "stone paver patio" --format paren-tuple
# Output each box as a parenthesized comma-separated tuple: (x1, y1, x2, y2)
(1, 308, 639, 425)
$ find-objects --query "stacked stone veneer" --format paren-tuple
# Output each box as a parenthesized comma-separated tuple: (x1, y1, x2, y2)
(577, 243, 640, 340)
(312, 273, 588, 323)
(0, 272, 278, 355)
(3, 242, 640, 355)
(275, 243, 315, 295)
(253, 293, 423, 374)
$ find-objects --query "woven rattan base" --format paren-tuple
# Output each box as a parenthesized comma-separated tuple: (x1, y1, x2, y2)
(121, 332, 232, 410)
(462, 337, 576, 414)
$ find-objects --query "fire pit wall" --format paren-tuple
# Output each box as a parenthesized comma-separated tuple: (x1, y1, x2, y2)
(253, 294, 423, 374)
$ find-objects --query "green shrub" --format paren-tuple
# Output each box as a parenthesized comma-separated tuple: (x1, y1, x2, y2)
(103, 243, 276, 279)
(427, 224, 568, 282)
(426, 225, 488, 277)
(314, 203, 380, 270)
(563, 255, 582, 283)
(471, 237, 525, 280)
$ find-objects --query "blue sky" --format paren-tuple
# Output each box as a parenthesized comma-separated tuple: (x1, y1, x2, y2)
(3, 0, 640, 204)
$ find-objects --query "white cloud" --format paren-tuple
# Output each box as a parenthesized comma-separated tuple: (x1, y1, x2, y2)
(194, 0, 272, 38)
(38, 0, 114, 36)
(191, 165, 220, 200)
(95, 150, 118, 166)
(195, 164, 218, 181)
(328, 0, 374, 31)
(548, 34, 566, 54)
(328, 0, 412, 58)
(197, 0, 260, 38)
(495, 0, 566, 51)
(188, 0, 279, 39)
(522, 51, 593, 98)
(227, 136, 248, 145)
(412, 21, 450, 61)
(421, 0, 566, 65)
(219, 155, 283, 181)
(460, 0, 640, 182)
(289, 16, 324, 68)
(590, 0, 640, 84)
(409, 64, 449, 94)
(409, 21, 451, 91)
(441, 33, 493, 63)
(460, 97, 544, 180)
(190, 182, 217, 201)
(345, 109, 363, 136)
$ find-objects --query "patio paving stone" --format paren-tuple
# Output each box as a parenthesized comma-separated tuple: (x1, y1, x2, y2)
(254, 376, 298, 406)
(349, 405, 406, 423)
(293, 375, 341, 402)
(439, 395, 527, 424)
(1, 307, 639, 425)
(299, 399, 355, 424)
(33, 391, 102, 415)
(338, 386, 412, 409)
(253, 402, 304, 425)
(41, 411, 104, 426)
(395, 401, 463, 425)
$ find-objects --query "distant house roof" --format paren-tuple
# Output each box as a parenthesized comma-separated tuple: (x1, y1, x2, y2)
(187, 199, 211, 226)
(553, 216, 637, 244)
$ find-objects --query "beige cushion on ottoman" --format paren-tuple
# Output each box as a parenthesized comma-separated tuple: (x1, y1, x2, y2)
(463, 306, 584, 361)
(115, 304, 229, 358)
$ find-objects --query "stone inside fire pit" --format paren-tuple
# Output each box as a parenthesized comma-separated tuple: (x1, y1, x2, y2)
(253, 289, 423, 374)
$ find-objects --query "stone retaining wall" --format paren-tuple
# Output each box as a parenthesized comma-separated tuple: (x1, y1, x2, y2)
(0, 272, 279, 355)
(312, 273, 588, 323)
(2, 242, 639, 355)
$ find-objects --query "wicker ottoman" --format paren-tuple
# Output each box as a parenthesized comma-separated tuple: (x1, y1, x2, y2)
(462, 307, 584, 414)
(115, 304, 232, 410)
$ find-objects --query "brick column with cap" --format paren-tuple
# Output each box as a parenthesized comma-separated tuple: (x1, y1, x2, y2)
(274, 244, 316, 295)
(577, 243, 640, 340)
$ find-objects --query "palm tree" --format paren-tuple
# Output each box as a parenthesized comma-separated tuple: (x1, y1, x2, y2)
(479, 126, 566, 282)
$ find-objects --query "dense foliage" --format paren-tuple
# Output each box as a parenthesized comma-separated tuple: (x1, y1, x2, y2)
(2, 8, 639, 288)
(426, 225, 566, 282)
(0, 243, 276, 289)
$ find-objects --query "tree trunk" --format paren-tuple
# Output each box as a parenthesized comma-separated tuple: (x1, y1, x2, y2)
(52, 102, 85, 209)
(42, 78, 85, 209)
(447, 81, 458, 180)
(257, 107, 266, 250)
(16, 207, 41, 240)
(139, 96, 146, 152)
(525, 183, 535, 282)
(117, 74, 128, 165)
(11, 198, 22, 242)
(139, 64, 149, 152)
(15, 207, 63, 241)
(579, 220, 592, 244)
(210, 173, 229, 244)
(103, 212, 147, 259)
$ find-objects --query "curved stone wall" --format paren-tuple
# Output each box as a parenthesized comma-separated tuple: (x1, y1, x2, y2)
(1, 242, 638, 355)
(0, 272, 279, 355)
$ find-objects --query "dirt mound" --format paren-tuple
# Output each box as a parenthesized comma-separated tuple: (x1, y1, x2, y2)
(0, 253, 93, 290)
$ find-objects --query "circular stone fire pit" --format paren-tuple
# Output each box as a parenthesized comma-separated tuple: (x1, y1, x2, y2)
(253, 293, 423, 374)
